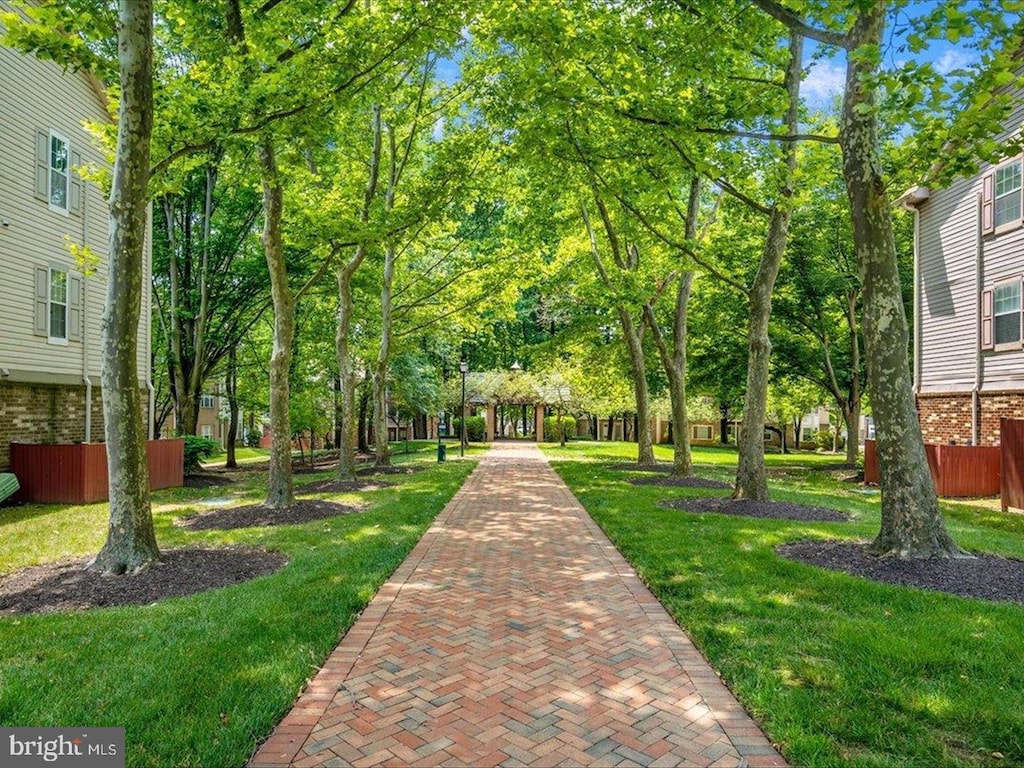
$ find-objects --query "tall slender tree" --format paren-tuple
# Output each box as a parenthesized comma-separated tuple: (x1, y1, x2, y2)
(91, 0, 158, 574)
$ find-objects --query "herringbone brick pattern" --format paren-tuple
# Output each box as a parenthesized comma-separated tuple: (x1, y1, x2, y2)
(249, 443, 785, 768)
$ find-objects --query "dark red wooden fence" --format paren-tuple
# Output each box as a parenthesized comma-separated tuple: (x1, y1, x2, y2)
(864, 439, 1000, 497)
(10, 439, 184, 504)
(1000, 418, 1024, 511)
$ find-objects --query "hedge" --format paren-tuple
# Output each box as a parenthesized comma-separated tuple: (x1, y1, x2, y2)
(543, 415, 576, 443)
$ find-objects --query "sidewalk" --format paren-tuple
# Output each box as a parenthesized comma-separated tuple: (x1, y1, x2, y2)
(250, 442, 784, 768)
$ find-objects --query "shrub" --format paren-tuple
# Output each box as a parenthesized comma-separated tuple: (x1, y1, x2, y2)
(815, 428, 834, 452)
(184, 436, 222, 472)
(452, 416, 486, 442)
(543, 415, 577, 443)
(244, 429, 262, 449)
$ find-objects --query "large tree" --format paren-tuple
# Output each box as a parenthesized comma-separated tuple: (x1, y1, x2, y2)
(91, 0, 158, 574)
(749, 0, 1021, 556)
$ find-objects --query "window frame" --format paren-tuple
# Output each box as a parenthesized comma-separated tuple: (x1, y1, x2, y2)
(992, 277, 1023, 351)
(48, 267, 69, 345)
(691, 424, 712, 441)
(200, 393, 216, 409)
(994, 159, 1023, 232)
(48, 130, 71, 215)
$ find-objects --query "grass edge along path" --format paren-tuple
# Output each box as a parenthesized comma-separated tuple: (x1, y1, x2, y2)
(0, 445, 477, 768)
(544, 441, 1024, 768)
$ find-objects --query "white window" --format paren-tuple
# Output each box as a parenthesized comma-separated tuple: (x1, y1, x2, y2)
(201, 424, 213, 439)
(49, 131, 70, 212)
(692, 424, 712, 440)
(48, 268, 68, 343)
(994, 281, 1021, 346)
(200, 394, 215, 409)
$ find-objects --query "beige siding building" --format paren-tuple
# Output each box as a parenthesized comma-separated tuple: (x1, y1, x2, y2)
(0, 12, 152, 470)
(904, 87, 1024, 445)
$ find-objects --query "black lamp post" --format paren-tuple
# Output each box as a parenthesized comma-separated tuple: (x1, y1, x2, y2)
(459, 360, 469, 457)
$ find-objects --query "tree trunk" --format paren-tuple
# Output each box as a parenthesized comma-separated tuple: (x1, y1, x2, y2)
(357, 382, 370, 452)
(644, 272, 694, 477)
(163, 195, 193, 437)
(90, 0, 159, 575)
(643, 177, 699, 477)
(733, 34, 802, 501)
(335, 105, 380, 480)
(840, 3, 961, 557)
(844, 402, 860, 466)
(336, 263, 361, 479)
(373, 243, 396, 467)
(258, 137, 295, 509)
(619, 310, 655, 464)
(226, 346, 238, 468)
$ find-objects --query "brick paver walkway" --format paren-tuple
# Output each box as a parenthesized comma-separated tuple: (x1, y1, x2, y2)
(250, 443, 784, 768)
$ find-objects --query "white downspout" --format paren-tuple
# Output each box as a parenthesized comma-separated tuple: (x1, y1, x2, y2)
(973, 191, 984, 445)
(906, 201, 923, 394)
(148, 381, 155, 440)
(897, 186, 929, 393)
(81, 184, 91, 442)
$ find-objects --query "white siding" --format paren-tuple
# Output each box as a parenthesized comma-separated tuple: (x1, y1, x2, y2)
(0, 6, 151, 387)
(918, 86, 1024, 394)
(917, 173, 979, 393)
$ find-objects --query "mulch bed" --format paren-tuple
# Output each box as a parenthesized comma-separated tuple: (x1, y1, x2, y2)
(779, 540, 1024, 605)
(0, 547, 288, 615)
(629, 476, 732, 490)
(179, 499, 363, 531)
(297, 479, 392, 494)
(607, 462, 674, 473)
(356, 465, 426, 477)
(184, 473, 235, 489)
(659, 497, 851, 522)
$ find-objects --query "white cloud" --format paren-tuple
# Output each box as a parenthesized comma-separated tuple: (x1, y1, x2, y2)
(803, 60, 846, 106)
(934, 48, 975, 75)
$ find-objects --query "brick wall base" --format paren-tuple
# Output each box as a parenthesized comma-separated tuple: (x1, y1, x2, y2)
(978, 392, 1024, 446)
(916, 393, 974, 445)
(0, 381, 105, 471)
(916, 390, 1024, 446)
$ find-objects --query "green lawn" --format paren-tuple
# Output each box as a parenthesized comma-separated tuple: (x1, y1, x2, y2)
(543, 440, 1024, 767)
(0, 442, 478, 767)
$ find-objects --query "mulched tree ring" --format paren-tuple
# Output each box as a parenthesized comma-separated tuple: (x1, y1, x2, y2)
(356, 465, 426, 477)
(659, 497, 851, 522)
(179, 499, 363, 531)
(779, 540, 1024, 605)
(297, 478, 392, 494)
(0, 548, 288, 615)
(184, 473, 235, 489)
(629, 476, 732, 490)
(607, 463, 674, 473)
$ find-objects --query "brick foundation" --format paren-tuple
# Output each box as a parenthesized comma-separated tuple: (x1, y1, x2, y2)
(978, 391, 1024, 446)
(0, 381, 105, 471)
(916, 390, 1024, 446)
(916, 393, 974, 445)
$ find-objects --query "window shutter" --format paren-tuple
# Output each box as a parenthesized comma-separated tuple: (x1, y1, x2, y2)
(34, 131, 49, 202)
(68, 274, 82, 342)
(982, 288, 994, 349)
(34, 267, 49, 336)
(69, 149, 83, 213)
